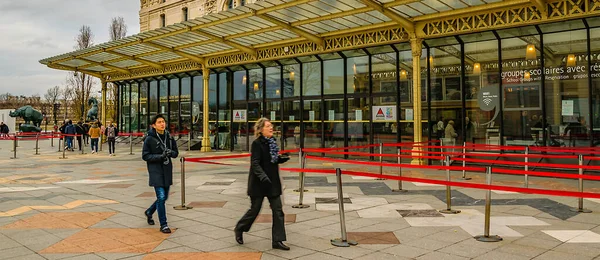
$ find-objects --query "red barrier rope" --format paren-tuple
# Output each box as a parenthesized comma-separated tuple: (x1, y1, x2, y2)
(453, 157, 600, 170)
(492, 168, 600, 181)
(304, 155, 485, 172)
(301, 149, 443, 160)
(280, 167, 600, 199)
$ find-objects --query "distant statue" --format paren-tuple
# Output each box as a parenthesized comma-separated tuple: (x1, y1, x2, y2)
(87, 97, 99, 121)
(9, 105, 43, 132)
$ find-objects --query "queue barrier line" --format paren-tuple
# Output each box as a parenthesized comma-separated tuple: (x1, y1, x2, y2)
(453, 157, 600, 171)
(304, 155, 485, 172)
(280, 167, 600, 199)
(300, 149, 443, 160)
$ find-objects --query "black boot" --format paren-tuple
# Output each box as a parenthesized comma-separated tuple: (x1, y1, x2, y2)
(272, 241, 290, 250)
(234, 229, 244, 244)
(144, 211, 155, 225)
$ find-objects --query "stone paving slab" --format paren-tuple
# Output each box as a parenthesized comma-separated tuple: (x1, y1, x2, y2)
(1, 140, 600, 259)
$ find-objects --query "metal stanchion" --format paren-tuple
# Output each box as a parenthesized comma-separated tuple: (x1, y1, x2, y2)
(439, 155, 460, 214)
(174, 157, 193, 210)
(293, 149, 310, 208)
(570, 154, 592, 213)
(524, 146, 529, 188)
(58, 135, 62, 152)
(81, 135, 86, 155)
(10, 137, 17, 159)
(392, 147, 407, 192)
(375, 143, 385, 180)
(51, 131, 54, 147)
(461, 142, 471, 180)
(34, 133, 40, 155)
(440, 138, 444, 165)
(59, 135, 67, 159)
(293, 149, 308, 193)
(129, 134, 134, 155)
(475, 166, 502, 242)
(331, 168, 358, 247)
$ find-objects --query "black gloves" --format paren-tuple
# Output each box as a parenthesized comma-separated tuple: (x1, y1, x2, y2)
(277, 155, 290, 164)
(259, 175, 272, 184)
(161, 149, 173, 159)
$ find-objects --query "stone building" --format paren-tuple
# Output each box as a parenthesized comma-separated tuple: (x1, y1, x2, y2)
(140, 0, 258, 32)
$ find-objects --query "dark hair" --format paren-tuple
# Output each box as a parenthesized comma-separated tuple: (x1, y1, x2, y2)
(151, 114, 166, 125)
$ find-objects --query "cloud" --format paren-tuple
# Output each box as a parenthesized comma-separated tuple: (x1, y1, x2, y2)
(0, 0, 140, 96)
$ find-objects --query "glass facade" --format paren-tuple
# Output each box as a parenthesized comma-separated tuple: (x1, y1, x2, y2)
(115, 19, 600, 152)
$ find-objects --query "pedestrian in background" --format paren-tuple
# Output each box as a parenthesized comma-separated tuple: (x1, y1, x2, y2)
(88, 123, 101, 154)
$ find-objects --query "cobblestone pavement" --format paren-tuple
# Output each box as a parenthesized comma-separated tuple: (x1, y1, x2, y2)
(1, 139, 600, 259)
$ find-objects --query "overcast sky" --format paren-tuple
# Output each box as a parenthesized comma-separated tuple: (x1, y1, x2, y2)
(0, 0, 140, 97)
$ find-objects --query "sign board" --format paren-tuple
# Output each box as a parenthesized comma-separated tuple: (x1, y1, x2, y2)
(289, 115, 295, 121)
(372, 106, 397, 121)
(309, 111, 315, 122)
(233, 110, 247, 122)
(405, 109, 413, 121)
(562, 100, 574, 116)
(270, 111, 276, 120)
(477, 85, 500, 126)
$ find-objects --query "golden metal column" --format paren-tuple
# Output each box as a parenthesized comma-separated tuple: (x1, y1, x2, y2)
(410, 38, 424, 165)
(201, 67, 212, 152)
(101, 80, 107, 127)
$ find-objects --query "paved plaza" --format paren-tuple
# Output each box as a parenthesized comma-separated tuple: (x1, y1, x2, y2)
(1, 139, 600, 259)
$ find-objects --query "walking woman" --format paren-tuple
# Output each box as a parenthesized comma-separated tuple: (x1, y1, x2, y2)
(235, 118, 291, 250)
(142, 114, 178, 233)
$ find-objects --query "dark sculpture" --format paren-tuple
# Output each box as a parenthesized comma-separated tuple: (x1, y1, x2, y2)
(9, 105, 43, 132)
(87, 97, 99, 121)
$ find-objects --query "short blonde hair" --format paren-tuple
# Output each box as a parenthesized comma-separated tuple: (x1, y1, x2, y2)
(254, 117, 271, 137)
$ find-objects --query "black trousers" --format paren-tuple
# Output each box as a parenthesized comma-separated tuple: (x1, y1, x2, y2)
(235, 196, 286, 242)
(108, 138, 116, 154)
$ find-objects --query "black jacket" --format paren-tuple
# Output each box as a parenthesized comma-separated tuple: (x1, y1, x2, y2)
(247, 136, 286, 197)
(142, 128, 179, 187)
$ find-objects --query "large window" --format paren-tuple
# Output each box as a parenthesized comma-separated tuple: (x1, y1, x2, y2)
(149, 80, 158, 128)
(140, 81, 149, 131)
(500, 35, 543, 146)
(324, 59, 344, 95)
(283, 64, 300, 97)
(303, 61, 321, 97)
(181, 77, 191, 134)
(266, 67, 281, 99)
(169, 78, 179, 133)
(543, 25, 590, 147)
(192, 76, 203, 135)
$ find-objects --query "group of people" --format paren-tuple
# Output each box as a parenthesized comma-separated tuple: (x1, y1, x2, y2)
(142, 115, 291, 250)
(58, 119, 119, 155)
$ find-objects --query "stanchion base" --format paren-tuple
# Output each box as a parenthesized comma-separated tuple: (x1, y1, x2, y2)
(10, 157, 17, 159)
(330, 239, 358, 247)
(392, 189, 409, 192)
(293, 189, 309, 192)
(59, 157, 68, 160)
(292, 204, 310, 209)
(375, 178, 386, 180)
(439, 209, 461, 214)
(474, 235, 503, 242)
(569, 207, 592, 213)
(461, 177, 472, 180)
(129, 153, 134, 155)
(173, 205, 193, 210)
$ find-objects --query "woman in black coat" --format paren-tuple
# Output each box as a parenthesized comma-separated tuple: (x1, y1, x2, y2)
(235, 118, 291, 250)
(142, 114, 178, 233)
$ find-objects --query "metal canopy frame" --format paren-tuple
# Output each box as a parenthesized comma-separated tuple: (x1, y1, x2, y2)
(40, 0, 600, 82)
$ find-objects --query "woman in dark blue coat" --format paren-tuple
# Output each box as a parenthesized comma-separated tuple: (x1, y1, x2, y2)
(235, 118, 291, 250)
(142, 114, 178, 233)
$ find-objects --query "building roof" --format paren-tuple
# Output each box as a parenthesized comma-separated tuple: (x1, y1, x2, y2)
(39, 0, 600, 82)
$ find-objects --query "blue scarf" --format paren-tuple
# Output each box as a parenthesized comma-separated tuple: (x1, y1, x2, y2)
(266, 136, 279, 164)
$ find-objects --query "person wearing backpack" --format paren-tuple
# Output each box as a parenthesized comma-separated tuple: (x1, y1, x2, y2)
(104, 122, 118, 156)
(83, 121, 90, 145)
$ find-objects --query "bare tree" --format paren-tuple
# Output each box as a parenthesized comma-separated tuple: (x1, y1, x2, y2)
(106, 17, 128, 123)
(61, 85, 74, 121)
(109, 17, 127, 41)
(68, 25, 96, 121)
(44, 86, 61, 124)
